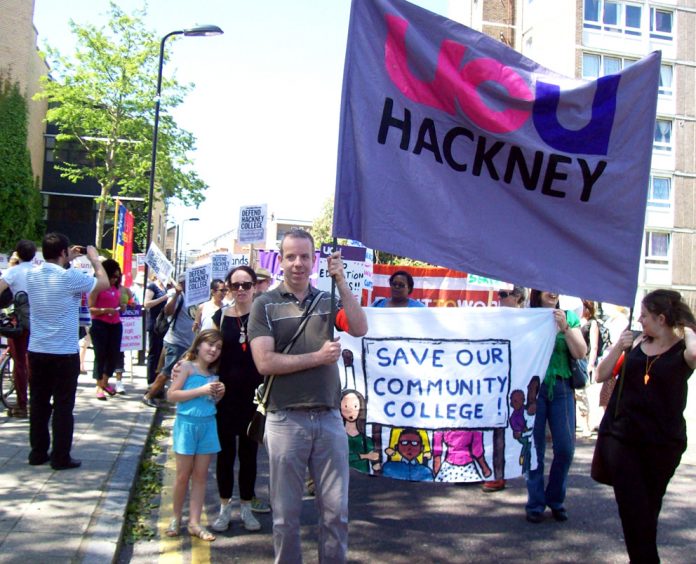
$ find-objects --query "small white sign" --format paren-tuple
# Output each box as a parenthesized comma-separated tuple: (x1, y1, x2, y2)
(238, 204, 267, 244)
(185, 263, 212, 307)
(145, 243, 174, 284)
(210, 253, 232, 281)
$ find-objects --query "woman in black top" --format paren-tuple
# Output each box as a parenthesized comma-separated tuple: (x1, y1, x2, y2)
(596, 289, 696, 564)
(209, 266, 267, 533)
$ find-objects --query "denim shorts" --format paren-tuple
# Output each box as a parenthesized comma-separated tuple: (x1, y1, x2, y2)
(161, 343, 188, 377)
(173, 414, 220, 455)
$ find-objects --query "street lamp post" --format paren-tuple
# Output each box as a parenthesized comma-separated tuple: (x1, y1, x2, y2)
(143, 24, 223, 273)
(141, 25, 222, 363)
(175, 217, 200, 277)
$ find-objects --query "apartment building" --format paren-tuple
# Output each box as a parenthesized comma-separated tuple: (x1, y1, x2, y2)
(452, 0, 696, 308)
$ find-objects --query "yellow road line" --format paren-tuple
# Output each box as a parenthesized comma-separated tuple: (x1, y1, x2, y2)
(158, 440, 183, 564)
(158, 437, 212, 564)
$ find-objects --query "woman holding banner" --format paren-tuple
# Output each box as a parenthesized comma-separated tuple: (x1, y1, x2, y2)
(595, 290, 696, 563)
(525, 290, 586, 523)
(372, 270, 424, 308)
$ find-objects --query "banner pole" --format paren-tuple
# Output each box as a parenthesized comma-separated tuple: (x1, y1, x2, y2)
(330, 237, 338, 340)
(613, 306, 634, 418)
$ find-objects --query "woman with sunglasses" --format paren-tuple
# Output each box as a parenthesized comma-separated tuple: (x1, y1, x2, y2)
(525, 290, 586, 524)
(193, 279, 226, 333)
(372, 270, 424, 308)
(209, 266, 269, 533)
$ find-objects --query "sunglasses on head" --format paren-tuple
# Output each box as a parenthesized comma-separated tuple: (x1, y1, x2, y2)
(229, 282, 254, 291)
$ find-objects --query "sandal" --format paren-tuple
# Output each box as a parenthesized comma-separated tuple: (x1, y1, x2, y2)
(188, 524, 216, 542)
(165, 518, 180, 537)
(103, 385, 117, 396)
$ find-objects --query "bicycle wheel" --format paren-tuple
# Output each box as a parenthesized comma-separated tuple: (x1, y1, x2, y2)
(0, 348, 16, 409)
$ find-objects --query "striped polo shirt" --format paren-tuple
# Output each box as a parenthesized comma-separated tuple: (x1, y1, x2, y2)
(248, 283, 349, 411)
(26, 262, 96, 354)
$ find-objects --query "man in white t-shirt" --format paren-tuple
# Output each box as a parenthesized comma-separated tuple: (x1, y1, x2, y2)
(25, 233, 109, 470)
(0, 240, 37, 417)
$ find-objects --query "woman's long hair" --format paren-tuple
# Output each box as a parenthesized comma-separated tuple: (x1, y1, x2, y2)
(643, 289, 696, 332)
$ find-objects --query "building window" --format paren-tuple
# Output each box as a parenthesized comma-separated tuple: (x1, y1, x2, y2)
(582, 52, 637, 79)
(653, 120, 672, 152)
(659, 64, 673, 96)
(650, 7, 673, 40)
(645, 231, 670, 264)
(647, 176, 671, 209)
(584, 1, 643, 36)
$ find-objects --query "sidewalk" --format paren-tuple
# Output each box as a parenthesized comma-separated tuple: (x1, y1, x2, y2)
(0, 350, 156, 563)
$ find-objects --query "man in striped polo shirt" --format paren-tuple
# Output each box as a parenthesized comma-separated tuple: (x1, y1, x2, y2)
(26, 233, 109, 470)
(249, 229, 367, 563)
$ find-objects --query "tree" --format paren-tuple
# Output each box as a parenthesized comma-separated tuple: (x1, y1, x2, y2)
(35, 3, 206, 248)
(0, 72, 43, 250)
(311, 197, 430, 266)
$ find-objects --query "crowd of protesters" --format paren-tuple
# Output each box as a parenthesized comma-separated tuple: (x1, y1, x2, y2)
(1, 229, 692, 563)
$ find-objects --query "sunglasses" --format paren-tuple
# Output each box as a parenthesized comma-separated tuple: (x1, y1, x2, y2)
(400, 440, 421, 447)
(229, 282, 254, 291)
(390, 282, 407, 289)
(498, 290, 512, 298)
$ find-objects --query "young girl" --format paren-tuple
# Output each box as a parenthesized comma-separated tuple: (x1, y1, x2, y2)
(166, 329, 225, 541)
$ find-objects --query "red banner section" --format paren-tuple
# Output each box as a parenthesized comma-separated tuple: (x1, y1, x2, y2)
(369, 265, 505, 308)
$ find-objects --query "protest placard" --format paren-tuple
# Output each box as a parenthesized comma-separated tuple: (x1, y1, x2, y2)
(238, 204, 267, 244)
(120, 307, 143, 351)
(210, 253, 232, 281)
(185, 263, 212, 307)
(317, 244, 366, 302)
(145, 243, 174, 284)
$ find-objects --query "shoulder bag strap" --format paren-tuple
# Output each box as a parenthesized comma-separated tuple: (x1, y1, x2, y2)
(259, 290, 325, 407)
(170, 295, 184, 331)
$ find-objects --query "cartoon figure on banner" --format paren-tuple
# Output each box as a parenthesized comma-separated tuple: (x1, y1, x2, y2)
(342, 349, 356, 389)
(382, 427, 433, 481)
(341, 389, 381, 473)
(432, 429, 492, 482)
(382, 427, 434, 481)
(509, 376, 540, 474)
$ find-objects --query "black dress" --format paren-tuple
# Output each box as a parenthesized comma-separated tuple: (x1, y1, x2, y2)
(212, 308, 263, 434)
(599, 339, 692, 564)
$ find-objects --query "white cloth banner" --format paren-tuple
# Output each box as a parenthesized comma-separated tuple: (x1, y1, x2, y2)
(339, 307, 556, 482)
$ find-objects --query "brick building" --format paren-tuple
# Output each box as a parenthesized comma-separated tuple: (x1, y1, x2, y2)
(0, 0, 48, 187)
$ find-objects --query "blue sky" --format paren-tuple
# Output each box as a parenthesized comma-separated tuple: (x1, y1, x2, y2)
(32, 0, 449, 249)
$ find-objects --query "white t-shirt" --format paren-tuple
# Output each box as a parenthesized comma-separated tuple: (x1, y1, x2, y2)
(0, 261, 35, 294)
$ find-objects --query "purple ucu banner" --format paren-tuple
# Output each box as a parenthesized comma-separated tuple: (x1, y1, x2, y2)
(333, 0, 660, 306)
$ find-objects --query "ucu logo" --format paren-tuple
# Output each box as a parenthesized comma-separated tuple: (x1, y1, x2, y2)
(384, 15, 619, 156)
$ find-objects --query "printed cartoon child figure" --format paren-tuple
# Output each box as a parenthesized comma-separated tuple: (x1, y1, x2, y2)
(432, 430, 492, 482)
(341, 349, 356, 389)
(382, 427, 434, 481)
(509, 376, 540, 474)
(340, 389, 380, 472)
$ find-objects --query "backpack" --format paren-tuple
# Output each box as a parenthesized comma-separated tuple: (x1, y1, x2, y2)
(0, 286, 13, 309)
(596, 318, 612, 357)
(153, 296, 183, 339)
